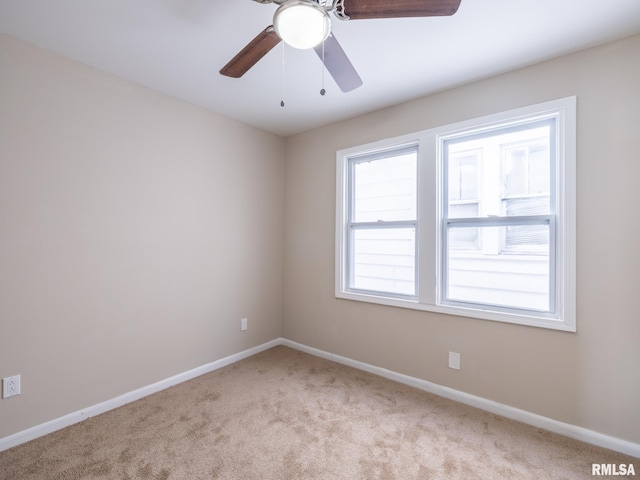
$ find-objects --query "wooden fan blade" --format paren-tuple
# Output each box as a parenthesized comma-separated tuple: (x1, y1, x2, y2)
(220, 26, 281, 78)
(339, 0, 461, 20)
(314, 33, 363, 93)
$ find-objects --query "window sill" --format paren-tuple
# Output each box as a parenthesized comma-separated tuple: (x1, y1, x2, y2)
(336, 290, 575, 332)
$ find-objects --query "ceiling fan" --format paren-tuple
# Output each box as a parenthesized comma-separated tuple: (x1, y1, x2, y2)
(220, 0, 461, 93)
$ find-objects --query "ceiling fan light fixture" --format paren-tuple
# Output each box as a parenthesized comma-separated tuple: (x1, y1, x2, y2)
(274, 0, 331, 50)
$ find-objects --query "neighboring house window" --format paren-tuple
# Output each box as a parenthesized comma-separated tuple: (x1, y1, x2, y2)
(447, 149, 480, 250)
(336, 97, 576, 331)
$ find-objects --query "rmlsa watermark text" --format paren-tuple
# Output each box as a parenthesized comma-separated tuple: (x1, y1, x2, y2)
(592, 464, 636, 476)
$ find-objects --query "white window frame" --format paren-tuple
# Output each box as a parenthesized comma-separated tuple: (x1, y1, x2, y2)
(336, 97, 576, 331)
(345, 145, 419, 299)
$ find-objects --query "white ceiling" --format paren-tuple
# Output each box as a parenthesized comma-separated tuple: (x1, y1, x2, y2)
(1, 0, 640, 137)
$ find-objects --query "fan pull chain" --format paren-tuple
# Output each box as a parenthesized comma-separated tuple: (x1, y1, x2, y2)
(280, 42, 285, 107)
(320, 39, 326, 96)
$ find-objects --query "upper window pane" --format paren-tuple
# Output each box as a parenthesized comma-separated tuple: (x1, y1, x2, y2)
(446, 122, 553, 219)
(352, 150, 417, 223)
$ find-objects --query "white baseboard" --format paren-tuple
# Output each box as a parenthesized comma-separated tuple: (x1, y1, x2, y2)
(0, 339, 281, 453)
(280, 338, 640, 459)
(2, 337, 638, 459)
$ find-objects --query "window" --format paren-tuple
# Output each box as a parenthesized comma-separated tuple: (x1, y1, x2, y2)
(336, 97, 576, 331)
(346, 146, 418, 297)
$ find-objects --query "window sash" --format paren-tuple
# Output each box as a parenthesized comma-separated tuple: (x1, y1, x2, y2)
(441, 215, 557, 316)
(347, 222, 417, 298)
(444, 214, 551, 228)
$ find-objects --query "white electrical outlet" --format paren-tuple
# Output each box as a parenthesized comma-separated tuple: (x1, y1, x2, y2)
(3, 375, 21, 398)
(448, 352, 461, 370)
(241, 318, 248, 331)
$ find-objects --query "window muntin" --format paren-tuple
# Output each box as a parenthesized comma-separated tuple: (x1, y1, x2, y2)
(336, 97, 576, 331)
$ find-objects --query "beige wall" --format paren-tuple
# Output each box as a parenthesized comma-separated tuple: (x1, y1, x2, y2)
(283, 34, 640, 444)
(2, 30, 639, 448)
(0, 34, 284, 438)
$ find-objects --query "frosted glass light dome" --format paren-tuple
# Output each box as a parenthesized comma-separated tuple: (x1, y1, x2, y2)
(274, 0, 331, 50)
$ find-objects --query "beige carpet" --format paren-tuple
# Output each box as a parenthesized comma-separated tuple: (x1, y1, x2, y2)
(0, 346, 636, 479)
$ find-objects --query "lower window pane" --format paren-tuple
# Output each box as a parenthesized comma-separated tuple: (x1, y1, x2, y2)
(351, 228, 415, 296)
(446, 225, 550, 311)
